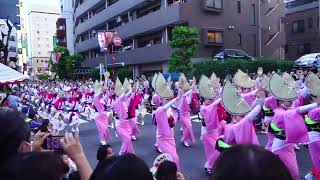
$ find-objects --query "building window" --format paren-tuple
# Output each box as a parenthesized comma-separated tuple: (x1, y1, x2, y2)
(250, 4, 256, 25)
(205, 0, 222, 9)
(308, 18, 313, 29)
(9, 36, 15, 41)
(253, 34, 257, 56)
(284, 44, 288, 54)
(9, 46, 16, 52)
(237, 1, 241, 13)
(136, 1, 161, 19)
(292, 20, 305, 33)
(38, 52, 41, 55)
(107, 0, 119, 6)
(298, 43, 311, 55)
(37, 30, 40, 34)
(238, 34, 242, 45)
(207, 31, 223, 43)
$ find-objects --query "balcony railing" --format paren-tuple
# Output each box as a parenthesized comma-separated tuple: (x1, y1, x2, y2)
(81, 43, 172, 67)
(75, 0, 172, 36)
(76, 3, 183, 52)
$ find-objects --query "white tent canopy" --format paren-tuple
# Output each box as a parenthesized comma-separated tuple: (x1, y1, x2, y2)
(0, 63, 29, 85)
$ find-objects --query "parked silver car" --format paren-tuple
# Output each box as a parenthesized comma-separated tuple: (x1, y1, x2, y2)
(293, 53, 320, 69)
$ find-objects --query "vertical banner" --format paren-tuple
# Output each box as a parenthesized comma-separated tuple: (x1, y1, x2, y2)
(97, 31, 114, 52)
(53, 36, 58, 49)
(55, 52, 61, 62)
(51, 52, 62, 64)
(51, 52, 57, 64)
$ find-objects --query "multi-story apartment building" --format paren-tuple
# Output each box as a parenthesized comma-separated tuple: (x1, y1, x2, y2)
(26, 5, 60, 74)
(58, 0, 75, 55)
(73, 0, 285, 76)
(285, 0, 320, 60)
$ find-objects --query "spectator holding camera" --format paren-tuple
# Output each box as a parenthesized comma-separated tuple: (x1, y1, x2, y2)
(0, 109, 93, 180)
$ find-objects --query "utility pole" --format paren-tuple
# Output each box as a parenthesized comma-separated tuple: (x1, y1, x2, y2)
(258, 0, 262, 57)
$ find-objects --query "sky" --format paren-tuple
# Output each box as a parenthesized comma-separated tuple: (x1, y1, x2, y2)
(25, 0, 60, 6)
(24, 0, 60, 12)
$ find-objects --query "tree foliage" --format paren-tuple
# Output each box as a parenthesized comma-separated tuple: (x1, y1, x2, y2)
(168, 26, 200, 76)
(193, 59, 294, 80)
(50, 46, 84, 79)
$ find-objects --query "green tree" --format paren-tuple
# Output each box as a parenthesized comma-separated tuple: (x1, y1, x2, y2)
(168, 26, 200, 76)
(50, 46, 84, 79)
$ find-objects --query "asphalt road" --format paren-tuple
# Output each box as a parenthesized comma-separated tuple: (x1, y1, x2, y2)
(78, 115, 313, 180)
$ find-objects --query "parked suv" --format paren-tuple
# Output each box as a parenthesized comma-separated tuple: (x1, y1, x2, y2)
(293, 53, 320, 69)
(212, 49, 254, 61)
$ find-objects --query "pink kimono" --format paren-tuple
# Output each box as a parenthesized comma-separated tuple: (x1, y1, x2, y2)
(127, 92, 141, 137)
(213, 107, 260, 168)
(152, 93, 162, 107)
(241, 89, 257, 107)
(199, 100, 221, 170)
(114, 97, 135, 155)
(155, 106, 180, 170)
(93, 96, 110, 142)
(272, 108, 309, 180)
(305, 108, 320, 173)
(152, 93, 162, 148)
(263, 96, 278, 151)
(179, 95, 195, 144)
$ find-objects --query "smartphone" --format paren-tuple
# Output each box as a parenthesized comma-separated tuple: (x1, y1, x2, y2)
(44, 135, 64, 150)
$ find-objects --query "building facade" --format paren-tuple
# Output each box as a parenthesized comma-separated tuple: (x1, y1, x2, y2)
(73, 0, 285, 76)
(0, 0, 20, 29)
(59, 0, 75, 55)
(0, 19, 18, 68)
(285, 0, 320, 60)
(0, 0, 20, 69)
(26, 5, 60, 74)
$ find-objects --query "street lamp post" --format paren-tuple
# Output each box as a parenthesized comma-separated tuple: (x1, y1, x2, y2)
(258, 0, 262, 57)
(104, 48, 107, 71)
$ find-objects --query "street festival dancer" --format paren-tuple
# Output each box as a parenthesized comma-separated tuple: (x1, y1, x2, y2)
(123, 78, 141, 141)
(198, 74, 222, 175)
(154, 73, 193, 170)
(6, 67, 320, 178)
(267, 72, 319, 180)
(66, 90, 82, 132)
(92, 81, 111, 145)
(296, 72, 320, 180)
(176, 73, 196, 147)
(113, 77, 136, 155)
